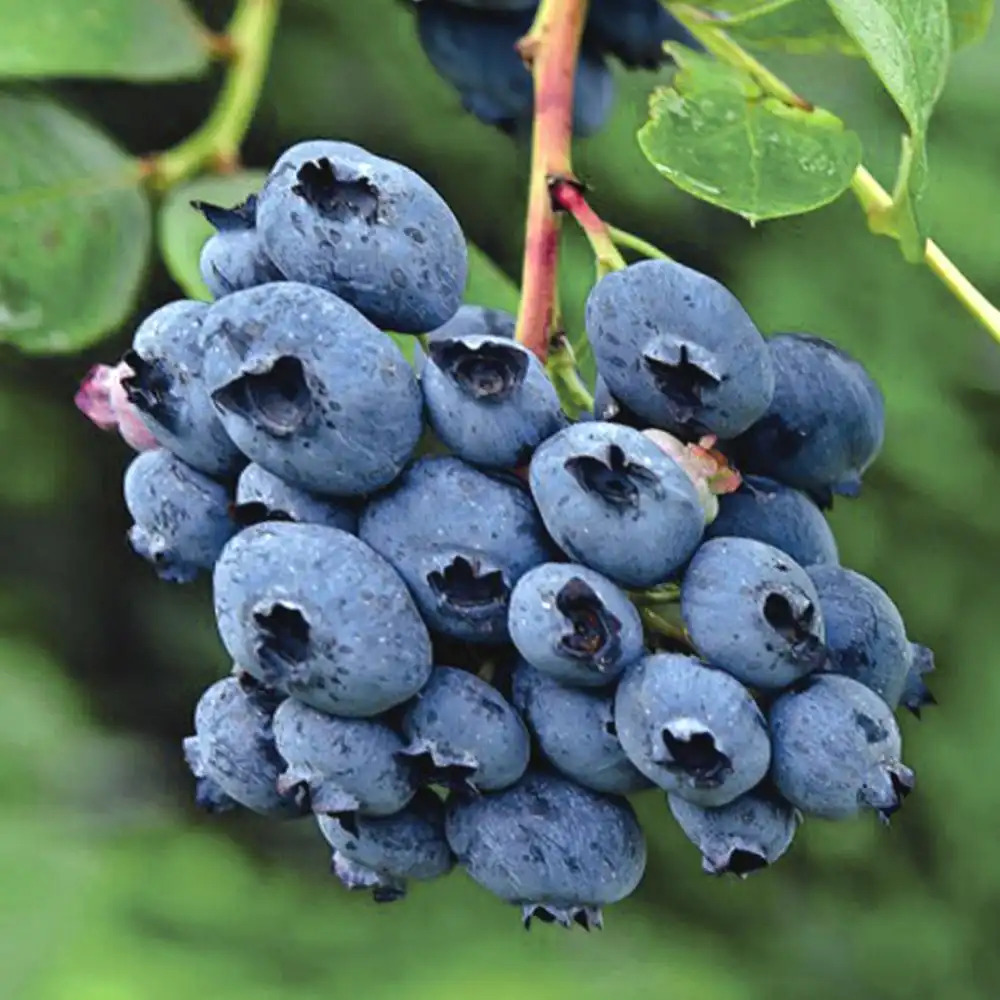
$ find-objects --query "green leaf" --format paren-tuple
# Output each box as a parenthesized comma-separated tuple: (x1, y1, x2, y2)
(158, 171, 268, 300)
(710, 0, 860, 54)
(868, 135, 927, 262)
(0, 0, 209, 81)
(465, 243, 520, 312)
(0, 93, 151, 353)
(637, 48, 863, 223)
(948, 0, 995, 47)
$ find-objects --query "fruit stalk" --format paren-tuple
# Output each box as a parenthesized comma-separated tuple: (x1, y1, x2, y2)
(550, 179, 627, 277)
(513, 0, 591, 361)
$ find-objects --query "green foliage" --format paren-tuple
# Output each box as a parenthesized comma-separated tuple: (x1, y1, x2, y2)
(949, 0, 996, 46)
(0, 0, 210, 81)
(0, 93, 151, 352)
(638, 47, 862, 222)
(706, 0, 861, 55)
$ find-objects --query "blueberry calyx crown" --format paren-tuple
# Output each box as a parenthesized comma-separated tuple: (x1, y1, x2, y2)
(192, 195, 257, 232)
(659, 725, 733, 787)
(642, 341, 722, 409)
(522, 904, 603, 932)
(761, 590, 826, 665)
(427, 556, 509, 613)
(428, 339, 529, 401)
(564, 443, 660, 509)
(253, 601, 311, 681)
(555, 577, 622, 669)
(292, 157, 379, 224)
(120, 350, 178, 431)
(213, 355, 312, 437)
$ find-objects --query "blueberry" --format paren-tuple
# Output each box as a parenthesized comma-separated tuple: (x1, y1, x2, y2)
(233, 463, 358, 532)
(614, 653, 771, 806)
(272, 699, 416, 817)
(213, 522, 433, 716)
(900, 643, 936, 718)
(681, 537, 827, 689)
(585, 260, 774, 440)
(422, 334, 566, 468)
(513, 660, 651, 795)
(508, 562, 645, 687)
(445, 771, 646, 928)
(317, 790, 455, 903)
(806, 565, 911, 708)
(124, 448, 238, 583)
(705, 474, 838, 567)
(201, 282, 422, 497)
(585, 0, 702, 69)
(256, 142, 467, 333)
(415, 3, 614, 138)
(667, 788, 799, 876)
(399, 666, 530, 792)
(769, 674, 914, 820)
(734, 334, 885, 501)
(120, 300, 244, 478)
(183, 675, 306, 818)
(193, 195, 284, 299)
(528, 422, 705, 588)
(360, 457, 552, 643)
(428, 304, 516, 342)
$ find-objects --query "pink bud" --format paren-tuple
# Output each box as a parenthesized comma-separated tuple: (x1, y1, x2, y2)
(75, 361, 158, 452)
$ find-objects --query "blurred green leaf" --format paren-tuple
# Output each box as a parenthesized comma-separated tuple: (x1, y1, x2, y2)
(638, 48, 862, 222)
(158, 171, 268, 300)
(465, 243, 520, 313)
(948, 0, 995, 47)
(713, 0, 861, 54)
(0, 385, 76, 506)
(0, 0, 209, 81)
(0, 93, 151, 353)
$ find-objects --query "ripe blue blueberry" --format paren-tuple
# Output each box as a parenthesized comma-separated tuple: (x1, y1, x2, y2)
(272, 698, 416, 817)
(183, 675, 306, 818)
(770, 674, 914, 820)
(193, 195, 284, 299)
(705, 474, 839, 567)
(399, 666, 530, 792)
(667, 788, 799, 876)
(508, 562, 645, 687)
(121, 300, 244, 477)
(422, 334, 566, 468)
(901, 643, 936, 718)
(213, 522, 433, 716)
(201, 282, 423, 497)
(360, 457, 552, 643)
(681, 537, 827, 690)
(615, 653, 771, 806)
(317, 790, 455, 903)
(233, 463, 358, 533)
(256, 141, 467, 333)
(734, 334, 885, 502)
(529, 422, 705, 588)
(124, 448, 238, 583)
(512, 660, 651, 795)
(414, 304, 516, 375)
(585, 260, 775, 440)
(586, 0, 702, 69)
(445, 771, 646, 929)
(806, 565, 911, 708)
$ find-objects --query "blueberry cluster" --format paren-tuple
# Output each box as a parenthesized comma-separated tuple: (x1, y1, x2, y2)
(99, 137, 934, 930)
(411, 0, 700, 136)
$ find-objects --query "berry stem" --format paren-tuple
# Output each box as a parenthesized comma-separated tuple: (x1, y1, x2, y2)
(668, 2, 1000, 346)
(513, 0, 591, 361)
(145, 0, 281, 191)
(546, 333, 595, 418)
(551, 179, 627, 277)
(606, 225, 674, 262)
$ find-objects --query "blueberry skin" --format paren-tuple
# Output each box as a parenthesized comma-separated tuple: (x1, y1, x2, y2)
(528, 422, 705, 588)
(585, 260, 774, 440)
(233, 463, 358, 533)
(201, 282, 423, 497)
(121, 300, 244, 478)
(769, 674, 914, 820)
(183, 676, 306, 818)
(667, 789, 798, 877)
(416, 3, 614, 138)
(318, 790, 455, 903)
(681, 537, 827, 690)
(399, 666, 530, 792)
(806, 565, 910, 708)
(194, 195, 284, 299)
(900, 642, 936, 718)
(271, 699, 416, 817)
(585, 0, 702, 69)
(422, 334, 567, 468)
(445, 771, 646, 929)
(213, 522, 433, 717)
(124, 448, 238, 583)
(734, 334, 885, 500)
(705, 474, 838, 568)
(512, 661, 651, 795)
(508, 562, 645, 687)
(256, 142, 467, 333)
(615, 653, 771, 807)
(360, 457, 552, 643)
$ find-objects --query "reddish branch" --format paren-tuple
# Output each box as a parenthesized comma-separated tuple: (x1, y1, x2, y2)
(550, 179, 626, 273)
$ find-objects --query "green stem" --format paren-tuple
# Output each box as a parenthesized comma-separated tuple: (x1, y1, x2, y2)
(148, 0, 281, 190)
(606, 225, 673, 262)
(667, 2, 1000, 345)
(546, 334, 595, 418)
(550, 179, 627, 277)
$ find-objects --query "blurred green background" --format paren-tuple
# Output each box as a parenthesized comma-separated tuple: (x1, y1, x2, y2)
(2, 2, 999, 998)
